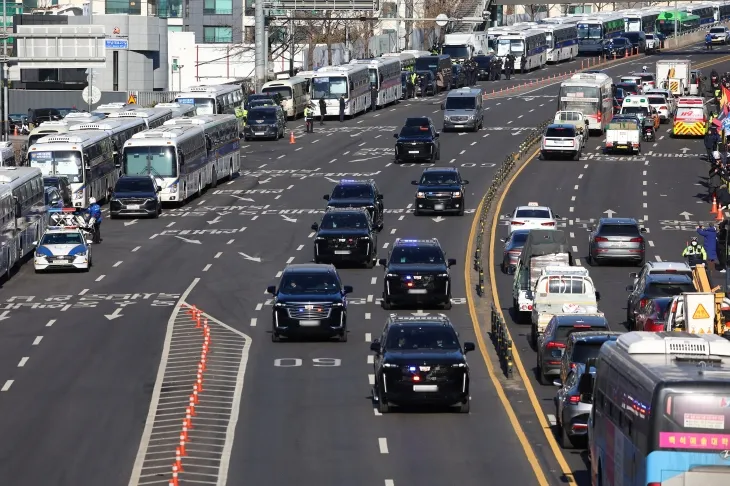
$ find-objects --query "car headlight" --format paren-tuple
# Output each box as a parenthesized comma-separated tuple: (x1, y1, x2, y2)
(417, 192, 425, 198)
(382, 363, 398, 368)
(167, 184, 177, 194)
(438, 273, 449, 277)
(332, 302, 344, 307)
(274, 302, 285, 307)
(451, 363, 467, 368)
(452, 191, 461, 197)
(315, 237, 326, 241)
(74, 251, 88, 257)
(386, 273, 398, 277)
(359, 236, 371, 240)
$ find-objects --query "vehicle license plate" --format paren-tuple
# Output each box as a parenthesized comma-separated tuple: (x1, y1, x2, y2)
(408, 289, 428, 294)
(434, 204, 444, 211)
(413, 385, 438, 392)
(334, 250, 351, 255)
(127, 205, 140, 210)
(254, 132, 265, 136)
(299, 320, 320, 327)
(409, 150, 419, 154)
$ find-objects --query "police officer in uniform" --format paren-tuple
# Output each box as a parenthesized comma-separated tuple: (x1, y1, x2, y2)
(318, 96, 327, 125)
(682, 237, 708, 266)
(303, 103, 314, 133)
(504, 54, 515, 81)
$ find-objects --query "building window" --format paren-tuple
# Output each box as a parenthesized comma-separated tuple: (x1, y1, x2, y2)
(204, 0, 233, 15)
(105, 0, 142, 15)
(244, 26, 254, 43)
(168, 26, 183, 34)
(204, 26, 233, 43)
(158, 0, 182, 18)
(381, 2, 396, 18)
(567, 5, 591, 14)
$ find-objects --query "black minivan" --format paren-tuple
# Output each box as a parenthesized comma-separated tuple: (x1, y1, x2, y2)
(109, 175, 162, 219)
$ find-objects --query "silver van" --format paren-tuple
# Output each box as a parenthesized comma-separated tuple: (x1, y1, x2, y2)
(441, 87, 484, 132)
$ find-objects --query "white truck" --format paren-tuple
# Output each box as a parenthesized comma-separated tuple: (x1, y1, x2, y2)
(665, 292, 720, 334)
(604, 119, 641, 154)
(441, 33, 489, 63)
(656, 59, 691, 96)
(512, 229, 572, 321)
(530, 266, 602, 347)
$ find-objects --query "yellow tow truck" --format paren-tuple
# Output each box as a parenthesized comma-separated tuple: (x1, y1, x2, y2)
(665, 264, 730, 337)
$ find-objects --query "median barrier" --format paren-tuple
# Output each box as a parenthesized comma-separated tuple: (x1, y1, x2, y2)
(469, 117, 551, 378)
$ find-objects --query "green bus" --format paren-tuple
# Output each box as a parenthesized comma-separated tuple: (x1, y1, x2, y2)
(656, 11, 701, 36)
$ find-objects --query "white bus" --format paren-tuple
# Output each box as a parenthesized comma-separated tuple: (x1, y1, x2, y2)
(351, 57, 402, 108)
(382, 52, 416, 71)
(624, 9, 660, 33)
(28, 131, 117, 207)
(122, 125, 208, 202)
(539, 23, 578, 63)
(0, 142, 16, 167)
(107, 107, 173, 129)
(0, 167, 47, 278)
(95, 102, 129, 115)
(558, 73, 614, 133)
(27, 112, 107, 147)
(155, 102, 196, 118)
(174, 84, 244, 116)
(69, 118, 147, 169)
(163, 114, 240, 185)
(577, 15, 626, 55)
(311, 64, 371, 118)
(262, 76, 310, 119)
(495, 29, 548, 72)
(714, 0, 730, 21)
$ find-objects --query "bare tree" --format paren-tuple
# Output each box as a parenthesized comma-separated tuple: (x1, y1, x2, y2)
(404, 0, 414, 51)
(416, 0, 460, 49)
(524, 5, 548, 21)
(347, 12, 378, 58)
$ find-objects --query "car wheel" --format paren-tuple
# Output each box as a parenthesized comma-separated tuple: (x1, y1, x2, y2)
(436, 149, 441, 161)
(414, 208, 422, 216)
(382, 297, 392, 310)
(151, 209, 159, 219)
(365, 257, 375, 269)
(377, 384, 390, 413)
(559, 421, 574, 449)
(211, 169, 218, 188)
(458, 399, 470, 413)
(458, 205, 465, 216)
(271, 330, 281, 342)
(443, 299, 452, 310)
(337, 330, 348, 342)
(531, 325, 538, 350)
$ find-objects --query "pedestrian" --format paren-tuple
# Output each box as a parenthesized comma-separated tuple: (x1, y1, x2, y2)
(709, 151, 724, 200)
(420, 74, 427, 98)
(698, 223, 719, 265)
(339, 94, 346, 122)
(318, 96, 327, 125)
(718, 220, 728, 272)
(706, 127, 720, 161)
(505, 54, 514, 80)
(371, 84, 378, 112)
(436, 70, 444, 94)
(520, 56, 527, 72)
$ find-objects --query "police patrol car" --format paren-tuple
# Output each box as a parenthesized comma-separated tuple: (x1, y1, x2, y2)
(33, 225, 92, 272)
(505, 202, 559, 234)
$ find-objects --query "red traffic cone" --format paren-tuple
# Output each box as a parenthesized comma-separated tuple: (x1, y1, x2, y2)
(711, 195, 718, 214)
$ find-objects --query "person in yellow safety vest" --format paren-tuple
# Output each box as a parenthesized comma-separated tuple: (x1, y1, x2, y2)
(303, 104, 314, 133)
(235, 105, 247, 123)
(410, 72, 417, 97)
(708, 112, 716, 134)
(682, 237, 708, 266)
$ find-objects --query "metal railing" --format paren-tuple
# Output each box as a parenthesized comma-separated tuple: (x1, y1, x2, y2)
(204, 8, 233, 15)
(491, 304, 513, 377)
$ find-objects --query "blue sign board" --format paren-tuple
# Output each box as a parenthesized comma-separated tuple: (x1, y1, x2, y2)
(105, 38, 129, 50)
(177, 98, 195, 105)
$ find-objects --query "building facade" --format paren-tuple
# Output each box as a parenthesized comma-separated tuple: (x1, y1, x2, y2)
(183, 0, 242, 44)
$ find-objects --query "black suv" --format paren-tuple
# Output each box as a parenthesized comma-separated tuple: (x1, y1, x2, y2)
(266, 263, 353, 342)
(109, 175, 162, 219)
(311, 207, 378, 267)
(323, 179, 384, 229)
(379, 238, 455, 310)
(558, 331, 621, 384)
(243, 106, 284, 140)
(412, 167, 469, 216)
(625, 273, 694, 328)
(370, 314, 475, 413)
(394, 117, 441, 163)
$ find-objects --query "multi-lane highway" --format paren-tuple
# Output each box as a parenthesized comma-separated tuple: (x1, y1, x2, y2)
(0, 42, 725, 486)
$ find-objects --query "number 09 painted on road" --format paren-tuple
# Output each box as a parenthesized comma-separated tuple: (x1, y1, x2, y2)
(273, 358, 342, 367)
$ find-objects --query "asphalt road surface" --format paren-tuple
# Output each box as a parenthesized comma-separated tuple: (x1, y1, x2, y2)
(0, 42, 723, 486)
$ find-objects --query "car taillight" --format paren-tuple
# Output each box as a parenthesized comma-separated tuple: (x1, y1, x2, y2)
(648, 483, 660, 486)
(660, 106, 667, 110)
(541, 222, 555, 226)
(639, 298, 648, 308)
(570, 363, 577, 370)
(629, 237, 643, 243)
(508, 250, 521, 255)
(594, 237, 608, 242)
(568, 395, 581, 404)
(511, 221, 525, 225)
(546, 342, 565, 349)
(597, 112, 602, 123)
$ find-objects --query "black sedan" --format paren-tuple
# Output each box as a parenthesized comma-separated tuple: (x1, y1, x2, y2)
(450, 65, 467, 89)
(412, 167, 468, 216)
(109, 175, 162, 219)
(501, 229, 530, 273)
(602, 37, 631, 58)
(394, 124, 440, 163)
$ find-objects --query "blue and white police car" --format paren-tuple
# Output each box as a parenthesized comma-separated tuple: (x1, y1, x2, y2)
(34, 226, 92, 273)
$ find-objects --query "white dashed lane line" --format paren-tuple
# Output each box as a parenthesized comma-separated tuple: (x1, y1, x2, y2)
(46, 319, 55, 327)
(203, 264, 212, 272)
(378, 438, 389, 454)
(215, 252, 222, 259)
(32, 336, 43, 346)
(250, 318, 257, 327)
(1, 380, 13, 392)
(95, 275, 105, 282)
(113, 261, 122, 268)
(132, 246, 141, 252)
(18, 357, 29, 367)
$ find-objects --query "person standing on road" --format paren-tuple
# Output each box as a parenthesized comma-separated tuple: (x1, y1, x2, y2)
(504, 54, 515, 80)
(718, 220, 728, 272)
(339, 95, 346, 122)
(706, 127, 720, 162)
(698, 224, 719, 265)
(318, 97, 327, 126)
(419, 74, 427, 98)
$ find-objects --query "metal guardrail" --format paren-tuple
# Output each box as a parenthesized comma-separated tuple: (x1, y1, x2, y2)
(472, 117, 551, 378)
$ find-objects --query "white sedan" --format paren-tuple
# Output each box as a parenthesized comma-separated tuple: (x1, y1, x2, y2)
(34, 227, 92, 273)
(504, 203, 560, 234)
(645, 93, 672, 122)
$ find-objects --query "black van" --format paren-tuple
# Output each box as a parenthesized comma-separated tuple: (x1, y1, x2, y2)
(415, 55, 452, 92)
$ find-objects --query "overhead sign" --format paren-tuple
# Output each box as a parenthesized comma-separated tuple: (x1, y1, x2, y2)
(127, 94, 137, 105)
(261, 0, 378, 10)
(15, 25, 106, 69)
(105, 38, 129, 50)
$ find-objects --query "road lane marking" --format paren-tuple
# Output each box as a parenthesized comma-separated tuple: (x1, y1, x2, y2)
(472, 145, 566, 486)
(149, 234, 158, 239)
(132, 246, 141, 252)
(398, 215, 404, 220)
(113, 261, 122, 268)
(215, 252, 222, 259)
(95, 275, 105, 282)
(383, 242, 389, 248)
(365, 332, 372, 342)
(378, 438, 389, 454)
(203, 264, 212, 272)
(250, 318, 257, 326)
(198, 200, 206, 205)
(255, 303, 263, 311)
(32, 336, 43, 345)
(655, 255, 662, 261)
(227, 239, 234, 245)
(286, 256, 295, 263)
(390, 228, 396, 234)
(79, 289, 89, 295)
(46, 319, 55, 327)
(574, 185, 578, 190)
(371, 277, 377, 284)
(297, 244, 304, 251)
(18, 357, 29, 367)
(166, 222, 175, 228)
(365, 313, 371, 319)
(1, 380, 13, 391)
(367, 355, 374, 364)
(578, 174, 583, 179)
(385, 481, 395, 486)
(459, 150, 466, 155)
(367, 295, 373, 302)
(649, 240, 655, 247)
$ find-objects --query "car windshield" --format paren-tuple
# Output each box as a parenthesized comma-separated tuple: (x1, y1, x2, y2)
(445, 97, 476, 110)
(248, 109, 277, 122)
(622, 106, 649, 116)
(556, 324, 607, 340)
(648, 97, 666, 105)
(545, 127, 575, 137)
(571, 341, 605, 364)
(515, 209, 550, 218)
(331, 184, 372, 199)
(711, 28, 725, 34)
(645, 282, 695, 298)
(510, 232, 529, 245)
(28, 150, 82, 183)
(279, 272, 340, 294)
(390, 246, 445, 264)
(420, 172, 458, 185)
(41, 232, 83, 246)
(115, 178, 154, 193)
(400, 126, 431, 137)
(249, 100, 276, 108)
(123, 146, 177, 178)
(320, 213, 368, 230)
(385, 326, 460, 350)
(598, 224, 640, 237)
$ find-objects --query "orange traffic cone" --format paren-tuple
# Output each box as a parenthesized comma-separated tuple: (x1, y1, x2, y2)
(289, 131, 295, 144)
(717, 206, 724, 221)
(711, 195, 718, 214)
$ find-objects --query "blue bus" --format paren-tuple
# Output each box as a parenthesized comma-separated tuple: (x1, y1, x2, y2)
(577, 14, 625, 55)
(589, 332, 730, 486)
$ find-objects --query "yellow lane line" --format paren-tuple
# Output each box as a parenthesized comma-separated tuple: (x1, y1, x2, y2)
(465, 147, 551, 486)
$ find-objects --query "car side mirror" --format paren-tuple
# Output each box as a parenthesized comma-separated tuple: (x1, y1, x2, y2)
(595, 291, 601, 301)
(156, 185, 162, 193)
(393, 133, 398, 138)
(266, 285, 276, 295)
(462, 180, 469, 184)
(311, 222, 319, 231)
(506, 266, 516, 275)
(370, 340, 380, 353)
(377, 194, 383, 200)
(32, 240, 38, 246)
(640, 227, 647, 233)
(440, 103, 445, 110)
(343, 285, 353, 294)
(555, 214, 561, 219)
(323, 194, 330, 201)
(552, 379, 562, 387)
(378, 258, 387, 267)
(411, 180, 418, 185)
(629, 272, 638, 278)
(435, 132, 440, 138)
(626, 285, 634, 292)
(448, 258, 456, 267)
(578, 372, 595, 395)
(463, 342, 475, 353)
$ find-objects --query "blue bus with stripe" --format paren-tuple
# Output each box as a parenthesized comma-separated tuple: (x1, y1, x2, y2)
(494, 29, 547, 72)
(589, 332, 730, 486)
(577, 15, 626, 55)
(539, 23, 579, 63)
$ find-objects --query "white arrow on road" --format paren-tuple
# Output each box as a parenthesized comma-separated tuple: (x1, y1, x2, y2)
(680, 211, 693, 220)
(217, 211, 231, 216)
(411, 310, 430, 317)
(231, 195, 255, 202)
(604, 209, 617, 218)
(458, 133, 467, 136)
(432, 216, 446, 222)
(280, 215, 297, 223)
(207, 216, 221, 225)
(0, 311, 10, 321)
(238, 252, 262, 262)
(174, 235, 202, 244)
(104, 308, 124, 321)
(259, 178, 271, 184)
(680, 147, 691, 153)
(123, 219, 138, 227)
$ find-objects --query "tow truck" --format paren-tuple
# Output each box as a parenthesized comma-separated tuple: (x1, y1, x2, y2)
(664, 264, 730, 338)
